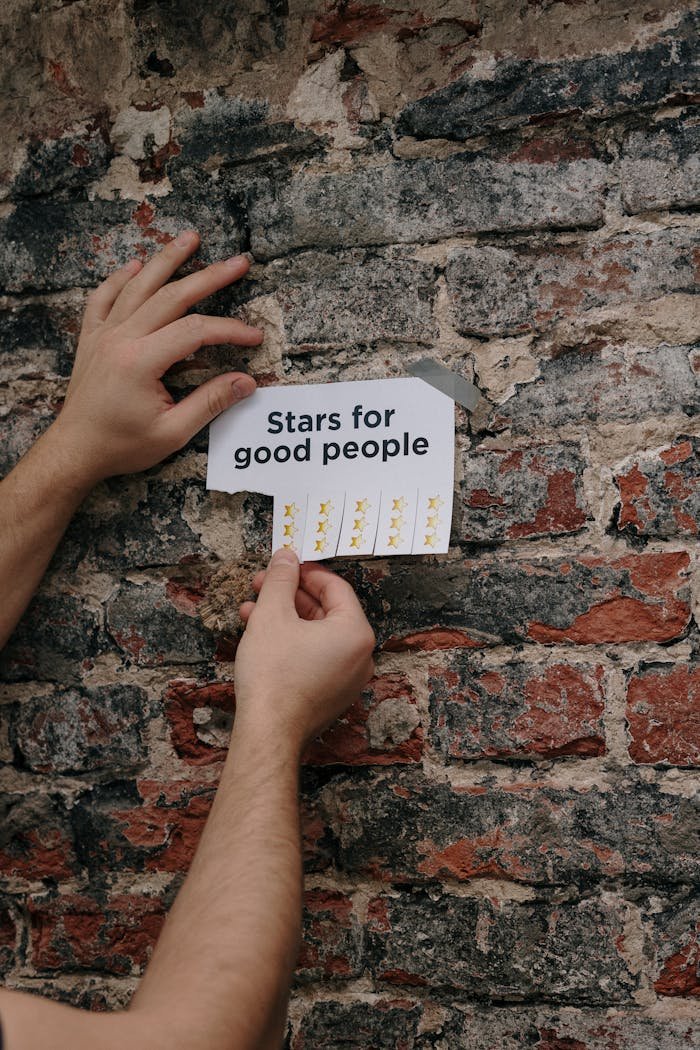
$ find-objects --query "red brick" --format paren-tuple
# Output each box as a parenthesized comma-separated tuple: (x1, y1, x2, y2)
(614, 437, 699, 539)
(460, 443, 588, 543)
(0, 793, 77, 882)
(163, 679, 235, 765)
(626, 663, 700, 766)
(429, 657, 605, 760)
(351, 551, 691, 650)
(28, 892, 166, 976)
(113, 780, 214, 873)
(297, 890, 361, 982)
(303, 674, 422, 766)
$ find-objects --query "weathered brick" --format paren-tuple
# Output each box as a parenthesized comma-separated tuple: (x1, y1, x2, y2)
(314, 772, 698, 887)
(297, 890, 362, 982)
(446, 229, 699, 338)
(81, 476, 205, 569)
(292, 998, 422, 1050)
(366, 892, 637, 1002)
(163, 679, 235, 765)
(0, 904, 19, 977)
(0, 402, 58, 477)
(626, 662, 700, 767)
(0, 301, 80, 382)
(0, 792, 78, 881)
(311, 0, 479, 48)
(70, 779, 215, 875)
(0, 592, 102, 683)
(248, 153, 608, 259)
(28, 891, 166, 976)
(9, 684, 152, 774)
(291, 1001, 700, 1050)
(492, 345, 698, 434)
(614, 437, 699, 539)
(172, 94, 320, 171)
(132, 2, 289, 79)
(257, 249, 438, 347)
(397, 13, 700, 139)
(11, 123, 110, 198)
(621, 118, 700, 214)
(459, 443, 588, 542)
(105, 580, 215, 666)
(0, 179, 242, 293)
(346, 551, 690, 650)
(303, 673, 422, 767)
(72, 775, 340, 879)
(429, 656, 605, 760)
(645, 892, 700, 998)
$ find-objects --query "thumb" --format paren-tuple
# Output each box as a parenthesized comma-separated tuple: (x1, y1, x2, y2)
(255, 548, 300, 614)
(164, 372, 256, 444)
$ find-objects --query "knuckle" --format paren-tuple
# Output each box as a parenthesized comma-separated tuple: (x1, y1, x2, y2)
(160, 281, 184, 306)
(183, 312, 204, 335)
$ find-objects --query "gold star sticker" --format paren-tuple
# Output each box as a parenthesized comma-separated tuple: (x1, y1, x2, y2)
(426, 514, 440, 530)
(424, 533, 438, 547)
(390, 515, 404, 530)
(427, 496, 444, 511)
(392, 497, 407, 512)
(355, 498, 370, 513)
(284, 503, 298, 517)
(283, 541, 294, 549)
(387, 534, 401, 548)
(319, 500, 332, 516)
(317, 520, 328, 534)
(353, 517, 366, 531)
(350, 535, 362, 548)
(283, 523, 296, 537)
(314, 539, 326, 552)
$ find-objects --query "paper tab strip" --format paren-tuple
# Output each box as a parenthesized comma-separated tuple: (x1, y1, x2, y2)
(336, 490, 381, 556)
(272, 496, 308, 557)
(374, 490, 419, 556)
(301, 491, 346, 561)
(411, 489, 451, 554)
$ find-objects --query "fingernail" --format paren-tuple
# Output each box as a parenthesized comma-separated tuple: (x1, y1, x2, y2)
(175, 230, 196, 247)
(232, 376, 255, 399)
(125, 258, 141, 273)
(224, 254, 247, 268)
(271, 547, 298, 565)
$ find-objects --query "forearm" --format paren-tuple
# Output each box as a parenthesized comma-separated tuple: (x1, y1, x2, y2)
(0, 422, 94, 649)
(130, 718, 303, 1050)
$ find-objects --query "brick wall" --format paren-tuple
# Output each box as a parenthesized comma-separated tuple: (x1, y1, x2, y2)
(1, 1, 699, 1046)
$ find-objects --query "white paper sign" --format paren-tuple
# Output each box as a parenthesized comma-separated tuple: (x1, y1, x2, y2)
(207, 377, 455, 557)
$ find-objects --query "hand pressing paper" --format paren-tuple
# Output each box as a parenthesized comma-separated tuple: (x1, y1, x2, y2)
(207, 377, 455, 559)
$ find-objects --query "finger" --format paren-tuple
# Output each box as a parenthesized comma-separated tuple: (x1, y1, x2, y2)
(239, 600, 256, 623)
(139, 314, 264, 376)
(82, 259, 142, 334)
(107, 230, 201, 325)
(160, 372, 256, 447)
(120, 254, 257, 338)
(251, 570, 324, 620)
(299, 562, 368, 620)
(254, 548, 300, 615)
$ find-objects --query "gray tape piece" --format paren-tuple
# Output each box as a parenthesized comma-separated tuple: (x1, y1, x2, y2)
(407, 358, 480, 412)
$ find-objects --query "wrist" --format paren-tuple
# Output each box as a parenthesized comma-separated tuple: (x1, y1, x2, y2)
(229, 706, 306, 765)
(41, 417, 105, 494)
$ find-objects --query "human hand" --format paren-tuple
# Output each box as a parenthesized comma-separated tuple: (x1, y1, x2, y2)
(234, 550, 376, 750)
(49, 230, 263, 486)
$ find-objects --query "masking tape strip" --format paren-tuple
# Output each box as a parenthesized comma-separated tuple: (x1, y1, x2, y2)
(406, 359, 480, 412)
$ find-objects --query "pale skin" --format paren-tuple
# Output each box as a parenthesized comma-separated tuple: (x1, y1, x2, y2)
(0, 234, 376, 1049)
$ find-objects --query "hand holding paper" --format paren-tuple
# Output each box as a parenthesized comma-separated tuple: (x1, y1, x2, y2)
(207, 377, 455, 558)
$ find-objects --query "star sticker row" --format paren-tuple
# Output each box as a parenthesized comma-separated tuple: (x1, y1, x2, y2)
(272, 488, 451, 559)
